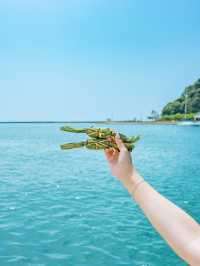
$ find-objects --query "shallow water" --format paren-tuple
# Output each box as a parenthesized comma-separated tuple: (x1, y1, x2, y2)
(0, 123, 199, 266)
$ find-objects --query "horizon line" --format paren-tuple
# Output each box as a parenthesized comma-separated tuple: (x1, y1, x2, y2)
(0, 119, 144, 124)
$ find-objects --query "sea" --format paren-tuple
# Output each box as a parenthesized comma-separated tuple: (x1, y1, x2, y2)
(0, 123, 199, 266)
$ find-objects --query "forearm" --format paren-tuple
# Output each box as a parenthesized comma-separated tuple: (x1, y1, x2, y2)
(123, 172, 200, 265)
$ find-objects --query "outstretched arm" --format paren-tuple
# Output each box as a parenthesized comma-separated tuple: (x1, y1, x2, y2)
(105, 134, 200, 266)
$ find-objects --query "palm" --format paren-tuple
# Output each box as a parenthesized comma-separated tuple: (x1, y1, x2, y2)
(105, 147, 133, 180)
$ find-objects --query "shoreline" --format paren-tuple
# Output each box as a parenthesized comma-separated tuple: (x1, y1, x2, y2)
(0, 121, 178, 125)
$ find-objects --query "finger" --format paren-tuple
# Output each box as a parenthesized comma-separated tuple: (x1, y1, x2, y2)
(109, 150, 118, 163)
(104, 148, 110, 158)
(115, 133, 127, 151)
(104, 148, 115, 162)
(112, 149, 119, 160)
(108, 147, 115, 155)
(106, 136, 112, 141)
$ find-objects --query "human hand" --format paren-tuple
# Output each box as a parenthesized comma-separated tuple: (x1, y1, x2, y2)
(104, 133, 142, 194)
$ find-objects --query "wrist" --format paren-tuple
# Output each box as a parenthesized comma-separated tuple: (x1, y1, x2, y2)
(121, 169, 144, 195)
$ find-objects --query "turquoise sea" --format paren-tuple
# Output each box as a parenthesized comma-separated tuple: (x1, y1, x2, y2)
(0, 123, 199, 266)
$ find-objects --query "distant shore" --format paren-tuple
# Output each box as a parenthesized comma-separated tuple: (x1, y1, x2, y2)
(0, 121, 178, 125)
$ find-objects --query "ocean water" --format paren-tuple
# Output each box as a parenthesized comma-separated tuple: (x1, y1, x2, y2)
(0, 123, 199, 266)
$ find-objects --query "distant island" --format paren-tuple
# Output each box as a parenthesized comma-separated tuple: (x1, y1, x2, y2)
(160, 78, 200, 121)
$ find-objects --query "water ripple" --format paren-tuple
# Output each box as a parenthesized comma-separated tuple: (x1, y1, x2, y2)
(0, 124, 197, 265)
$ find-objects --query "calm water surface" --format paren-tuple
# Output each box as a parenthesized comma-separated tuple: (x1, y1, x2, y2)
(0, 123, 199, 266)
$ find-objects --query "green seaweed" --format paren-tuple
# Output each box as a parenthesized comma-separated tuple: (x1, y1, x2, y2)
(60, 126, 140, 152)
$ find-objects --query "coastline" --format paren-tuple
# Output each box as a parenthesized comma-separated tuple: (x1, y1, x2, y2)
(0, 121, 178, 125)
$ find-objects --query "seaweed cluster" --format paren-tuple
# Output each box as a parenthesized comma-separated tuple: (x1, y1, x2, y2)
(60, 126, 140, 152)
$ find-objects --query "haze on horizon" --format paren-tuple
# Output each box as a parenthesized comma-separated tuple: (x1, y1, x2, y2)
(0, 0, 200, 121)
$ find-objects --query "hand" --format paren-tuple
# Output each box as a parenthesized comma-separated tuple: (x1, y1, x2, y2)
(105, 134, 133, 180)
(104, 134, 142, 193)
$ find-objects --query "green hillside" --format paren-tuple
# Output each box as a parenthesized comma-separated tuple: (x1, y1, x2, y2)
(162, 78, 200, 116)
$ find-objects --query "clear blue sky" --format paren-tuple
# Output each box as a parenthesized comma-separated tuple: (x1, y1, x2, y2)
(0, 0, 199, 121)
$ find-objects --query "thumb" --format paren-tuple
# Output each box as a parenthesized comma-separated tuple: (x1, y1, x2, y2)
(115, 133, 127, 151)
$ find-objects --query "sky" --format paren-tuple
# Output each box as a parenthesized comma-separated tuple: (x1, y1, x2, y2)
(0, 0, 200, 121)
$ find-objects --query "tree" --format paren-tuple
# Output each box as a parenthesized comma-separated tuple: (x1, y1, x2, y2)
(148, 110, 159, 120)
(162, 79, 200, 116)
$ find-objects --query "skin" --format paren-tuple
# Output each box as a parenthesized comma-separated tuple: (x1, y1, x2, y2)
(104, 134, 200, 266)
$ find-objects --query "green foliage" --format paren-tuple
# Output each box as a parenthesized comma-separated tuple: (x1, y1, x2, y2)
(162, 78, 200, 116)
(159, 113, 195, 121)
